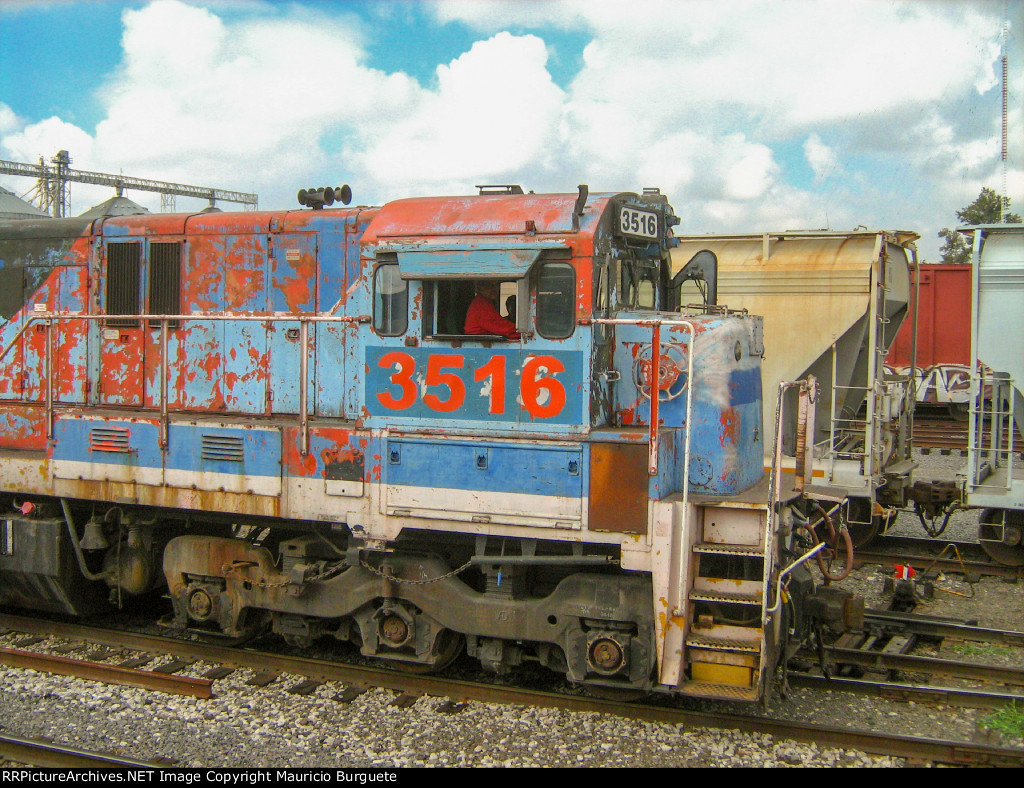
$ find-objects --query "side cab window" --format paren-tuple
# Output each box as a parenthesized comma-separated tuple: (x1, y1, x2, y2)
(373, 261, 408, 336)
(536, 261, 575, 339)
(421, 279, 526, 341)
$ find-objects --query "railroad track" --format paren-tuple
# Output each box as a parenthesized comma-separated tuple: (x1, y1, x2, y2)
(856, 535, 1023, 580)
(0, 734, 171, 769)
(911, 415, 1019, 453)
(1, 611, 1022, 767)
(788, 606, 1024, 717)
(0, 640, 214, 697)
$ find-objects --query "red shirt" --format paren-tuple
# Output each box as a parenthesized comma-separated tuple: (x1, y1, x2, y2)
(464, 295, 521, 339)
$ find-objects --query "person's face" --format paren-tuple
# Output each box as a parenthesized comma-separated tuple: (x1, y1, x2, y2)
(480, 282, 499, 300)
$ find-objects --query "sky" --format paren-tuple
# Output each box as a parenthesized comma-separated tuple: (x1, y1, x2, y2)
(0, 0, 1020, 261)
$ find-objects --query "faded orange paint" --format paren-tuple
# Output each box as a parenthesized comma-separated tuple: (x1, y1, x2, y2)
(273, 252, 317, 314)
(184, 235, 225, 312)
(0, 404, 48, 450)
(226, 258, 266, 310)
(719, 406, 738, 446)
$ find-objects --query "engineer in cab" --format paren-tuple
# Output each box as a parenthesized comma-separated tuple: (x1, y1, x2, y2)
(464, 281, 520, 340)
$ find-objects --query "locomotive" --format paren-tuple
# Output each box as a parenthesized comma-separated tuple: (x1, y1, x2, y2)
(0, 185, 857, 701)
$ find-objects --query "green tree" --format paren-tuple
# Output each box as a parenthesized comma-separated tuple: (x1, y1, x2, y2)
(938, 188, 1022, 264)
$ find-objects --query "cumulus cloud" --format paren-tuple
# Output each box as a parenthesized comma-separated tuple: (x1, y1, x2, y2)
(2, 116, 94, 164)
(349, 32, 565, 193)
(0, 0, 1015, 262)
(91, 2, 419, 192)
(430, 0, 1014, 256)
(0, 104, 19, 137)
(804, 133, 843, 181)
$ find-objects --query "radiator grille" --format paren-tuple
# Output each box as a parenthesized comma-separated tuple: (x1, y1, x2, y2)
(106, 242, 140, 327)
(201, 434, 244, 462)
(89, 427, 131, 453)
(149, 242, 181, 327)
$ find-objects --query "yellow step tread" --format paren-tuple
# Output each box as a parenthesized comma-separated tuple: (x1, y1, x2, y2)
(686, 634, 761, 653)
(677, 681, 760, 702)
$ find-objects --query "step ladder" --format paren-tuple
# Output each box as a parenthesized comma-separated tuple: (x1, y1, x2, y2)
(678, 505, 768, 702)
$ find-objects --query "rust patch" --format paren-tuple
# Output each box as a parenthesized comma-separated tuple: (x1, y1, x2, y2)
(273, 252, 316, 314)
(719, 406, 738, 446)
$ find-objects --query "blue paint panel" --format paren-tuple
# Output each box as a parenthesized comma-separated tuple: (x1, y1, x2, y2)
(268, 324, 311, 414)
(364, 347, 585, 427)
(314, 324, 347, 418)
(223, 321, 267, 413)
(317, 228, 346, 312)
(729, 367, 761, 406)
(52, 418, 163, 470)
(157, 330, 183, 408)
(386, 437, 584, 498)
(21, 267, 57, 401)
(164, 424, 281, 476)
(56, 266, 89, 403)
(395, 248, 542, 279)
(649, 430, 684, 500)
(187, 235, 227, 309)
(269, 233, 316, 413)
(57, 265, 87, 310)
(179, 321, 224, 409)
(271, 233, 317, 312)
(611, 313, 764, 495)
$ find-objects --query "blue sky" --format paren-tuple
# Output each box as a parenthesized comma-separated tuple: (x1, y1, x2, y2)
(0, 0, 1020, 261)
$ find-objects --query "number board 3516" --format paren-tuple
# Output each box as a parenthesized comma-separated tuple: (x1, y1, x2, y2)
(617, 206, 659, 240)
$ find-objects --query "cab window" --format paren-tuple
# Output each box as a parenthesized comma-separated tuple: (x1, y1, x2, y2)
(620, 259, 659, 309)
(536, 262, 575, 339)
(422, 279, 521, 339)
(373, 263, 407, 336)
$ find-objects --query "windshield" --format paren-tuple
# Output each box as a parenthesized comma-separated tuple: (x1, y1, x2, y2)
(619, 254, 662, 310)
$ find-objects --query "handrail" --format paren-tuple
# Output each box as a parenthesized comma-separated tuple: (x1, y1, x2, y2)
(581, 316, 697, 477)
(582, 315, 698, 618)
(0, 312, 369, 455)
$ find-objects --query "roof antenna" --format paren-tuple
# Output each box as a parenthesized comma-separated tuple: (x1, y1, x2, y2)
(1001, 0, 1009, 221)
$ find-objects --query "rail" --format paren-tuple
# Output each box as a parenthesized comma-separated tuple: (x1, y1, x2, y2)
(0, 644, 214, 697)
(0, 312, 369, 455)
(2, 612, 1021, 767)
(0, 734, 171, 769)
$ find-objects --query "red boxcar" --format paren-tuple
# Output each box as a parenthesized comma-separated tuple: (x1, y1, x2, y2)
(888, 263, 971, 368)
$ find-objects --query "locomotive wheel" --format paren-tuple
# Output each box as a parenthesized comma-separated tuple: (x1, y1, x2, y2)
(978, 509, 1024, 567)
(383, 629, 464, 675)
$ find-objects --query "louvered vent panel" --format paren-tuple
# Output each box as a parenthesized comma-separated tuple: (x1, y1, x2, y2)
(89, 427, 131, 453)
(201, 434, 244, 462)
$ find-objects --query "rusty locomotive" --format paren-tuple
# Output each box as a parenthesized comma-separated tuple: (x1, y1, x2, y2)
(0, 186, 856, 701)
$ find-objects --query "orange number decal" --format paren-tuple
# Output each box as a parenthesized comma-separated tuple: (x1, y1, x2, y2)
(376, 351, 417, 410)
(474, 355, 507, 414)
(423, 355, 466, 412)
(521, 355, 566, 418)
